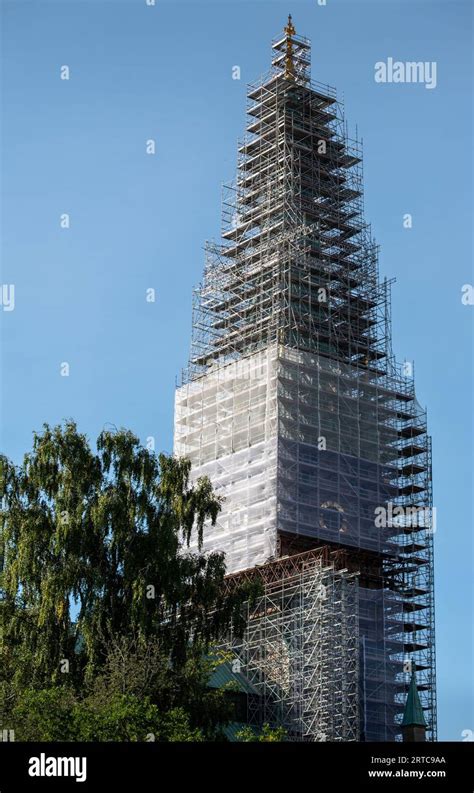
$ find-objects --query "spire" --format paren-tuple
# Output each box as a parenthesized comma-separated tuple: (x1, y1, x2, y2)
(271, 15, 310, 85)
(402, 670, 426, 728)
(284, 14, 296, 80)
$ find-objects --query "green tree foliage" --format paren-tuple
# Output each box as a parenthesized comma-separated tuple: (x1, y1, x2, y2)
(0, 421, 257, 739)
(236, 723, 287, 742)
(12, 688, 205, 742)
(82, 635, 234, 739)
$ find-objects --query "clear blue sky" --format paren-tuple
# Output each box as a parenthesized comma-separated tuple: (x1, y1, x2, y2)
(1, 0, 472, 741)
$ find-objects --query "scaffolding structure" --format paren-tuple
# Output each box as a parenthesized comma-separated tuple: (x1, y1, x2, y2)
(186, 27, 379, 380)
(174, 19, 436, 741)
(223, 548, 360, 741)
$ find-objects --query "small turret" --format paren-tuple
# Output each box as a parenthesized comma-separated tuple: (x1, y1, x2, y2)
(402, 669, 427, 742)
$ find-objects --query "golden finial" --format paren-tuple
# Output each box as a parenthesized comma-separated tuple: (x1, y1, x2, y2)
(284, 14, 296, 80)
(284, 14, 296, 38)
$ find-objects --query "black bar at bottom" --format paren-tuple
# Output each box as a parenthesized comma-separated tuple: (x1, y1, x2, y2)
(0, 741, 472, 791)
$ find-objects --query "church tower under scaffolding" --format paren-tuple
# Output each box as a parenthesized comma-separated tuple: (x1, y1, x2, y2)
(174, 18, 437, 741)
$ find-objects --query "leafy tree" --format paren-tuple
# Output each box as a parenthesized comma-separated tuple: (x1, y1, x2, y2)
(0, 421, 257, 738)
(12, 688, 77, 742)
(12, 688, 205, 742)
(236, 723, 287, 742)
(85, 635, 234, 739)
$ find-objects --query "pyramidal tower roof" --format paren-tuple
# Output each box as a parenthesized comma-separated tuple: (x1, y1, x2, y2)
(402, 670, 427, 727)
